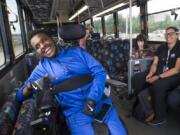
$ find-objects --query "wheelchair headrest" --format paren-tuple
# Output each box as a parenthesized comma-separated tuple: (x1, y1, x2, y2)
(59, 24, 86, 40)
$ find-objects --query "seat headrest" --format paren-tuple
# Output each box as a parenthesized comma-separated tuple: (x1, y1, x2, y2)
(59, 24, 86, 40)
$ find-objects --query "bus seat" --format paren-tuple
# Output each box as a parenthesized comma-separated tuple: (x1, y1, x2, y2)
(14, 99, 35, 135)
(59, 24, 86, 40)
(167, 85, 180, 112)
(86, 39, 128, 83)
(0, 100, 20, 135)
(25, 52, 40, 75)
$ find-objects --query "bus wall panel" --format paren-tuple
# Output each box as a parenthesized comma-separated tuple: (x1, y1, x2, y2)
(0, 59, 28, 108)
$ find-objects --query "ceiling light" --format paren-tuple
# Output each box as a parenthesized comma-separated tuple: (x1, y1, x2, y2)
(94, 3, 126, 17)
(69, 5, 89, 21)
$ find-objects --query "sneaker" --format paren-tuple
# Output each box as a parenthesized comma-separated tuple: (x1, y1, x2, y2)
(147, 119, 166, 126)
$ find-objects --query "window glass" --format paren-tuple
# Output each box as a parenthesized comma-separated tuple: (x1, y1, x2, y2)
(148, 0, 180, 41)
(93, 17, 102, 36)
(148, 11, 180, 41)
(105, 14, 114, 37)
(148, 0, 180, 14)
(6, 0, 24, 57)
(0, 33, 5, 66)
(118, 6, 140, 39)
(85, 19, 91, 26)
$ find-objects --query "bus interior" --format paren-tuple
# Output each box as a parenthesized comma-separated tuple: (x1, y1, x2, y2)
(0, 0, 180, 134)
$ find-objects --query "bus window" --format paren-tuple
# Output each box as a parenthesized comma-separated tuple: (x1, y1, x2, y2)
(0, 32, 5, 66)
(6, 0, 24, 57)
(148, 0, 179, 14)
(118, 6, 140, 39)
(85, 19, 91, 26)
(148, 0, 180, 41)
(93, 17, 102, 36)
(105, 14, 114, 37)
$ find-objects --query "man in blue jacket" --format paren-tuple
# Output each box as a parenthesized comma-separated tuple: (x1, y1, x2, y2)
(16, 29, 127, 135)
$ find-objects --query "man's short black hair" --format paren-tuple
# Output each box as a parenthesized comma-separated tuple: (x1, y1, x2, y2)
(166, 26, 179, 32)
(28, 29, 50, 42)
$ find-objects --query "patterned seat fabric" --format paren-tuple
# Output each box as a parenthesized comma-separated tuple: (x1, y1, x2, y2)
(25, 52, 40, 76)
(14, 99, 36, 135)
(0, 100, 20, 135)
(87, 39, 130, 83)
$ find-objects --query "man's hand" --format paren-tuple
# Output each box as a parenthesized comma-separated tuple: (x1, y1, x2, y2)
(22, 83, 33, 96)
(83, 99, 96, 115)
(146, 75, 159, 84)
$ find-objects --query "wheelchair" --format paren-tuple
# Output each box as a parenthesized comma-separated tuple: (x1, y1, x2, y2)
(29, 74, 126, 135)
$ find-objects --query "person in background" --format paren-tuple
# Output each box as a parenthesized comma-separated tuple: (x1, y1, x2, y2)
(134, 34, 148, 50)
(86, 23, 94, 36)
(79, 24, 94, 49)
(132, 34, 149, 58)
(16, 29, 127, 135)
(132, 26, 180, 125)
(79, 28, 91, 49)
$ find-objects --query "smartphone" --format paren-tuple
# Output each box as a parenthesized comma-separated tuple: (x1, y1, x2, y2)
(94, 103, 112, 123)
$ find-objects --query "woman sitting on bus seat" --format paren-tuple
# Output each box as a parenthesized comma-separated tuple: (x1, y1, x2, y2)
(16, 29, 127, 135)
(132, 34, 152, 59)
(132, 26, 180, 125)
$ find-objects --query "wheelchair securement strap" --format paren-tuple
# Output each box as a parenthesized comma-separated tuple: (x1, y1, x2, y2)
(51, 74, 93, 94)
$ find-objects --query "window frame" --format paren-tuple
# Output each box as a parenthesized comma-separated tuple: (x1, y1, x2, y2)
(147, 0, 180, 41)
(5, 0, 27, 59)
(0, 0, 11, 69)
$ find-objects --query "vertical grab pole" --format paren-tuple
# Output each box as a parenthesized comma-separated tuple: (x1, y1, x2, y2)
(129, 0, 132, 60)
(56, 13, 61, 42)
(56, 13, 64, 45)
(100, 0, 104, 8)
(128, 0, 133, 95)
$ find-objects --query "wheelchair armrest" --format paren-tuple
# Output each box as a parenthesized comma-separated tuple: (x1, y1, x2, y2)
(106, 79, 127, 88)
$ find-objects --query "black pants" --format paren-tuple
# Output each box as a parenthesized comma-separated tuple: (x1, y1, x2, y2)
(131, 70, 150, 95)
(132, 71, 180, 120)
(168, 86, 180, 112)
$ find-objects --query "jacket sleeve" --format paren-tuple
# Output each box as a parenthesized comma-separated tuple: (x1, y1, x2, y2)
(76, 47, 107, 103)
(16, 61, 47, 102)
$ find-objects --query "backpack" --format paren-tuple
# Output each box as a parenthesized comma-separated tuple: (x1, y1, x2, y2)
(132, 88, 154, 122)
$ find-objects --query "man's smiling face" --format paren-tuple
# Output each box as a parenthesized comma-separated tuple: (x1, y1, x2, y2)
(31, 33, 56, 58)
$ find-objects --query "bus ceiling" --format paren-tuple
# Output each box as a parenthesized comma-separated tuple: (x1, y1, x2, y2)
(20, 0, 132, 25)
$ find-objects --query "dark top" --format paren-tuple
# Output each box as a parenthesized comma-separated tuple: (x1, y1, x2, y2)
(155, 40, 180, 74)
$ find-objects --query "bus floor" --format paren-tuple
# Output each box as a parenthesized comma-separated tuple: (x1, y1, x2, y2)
(111, 90, 180, 135)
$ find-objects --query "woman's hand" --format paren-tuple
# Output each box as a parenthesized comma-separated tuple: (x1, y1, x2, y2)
(146, 73, 153, 82)
(146, 75, 159, 84)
